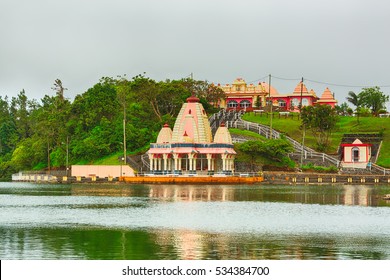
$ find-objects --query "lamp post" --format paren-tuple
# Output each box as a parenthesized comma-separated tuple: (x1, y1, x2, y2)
(66, 136, 69, 177)
(269, 74, 273, 139)
(120, 157, 124, 178)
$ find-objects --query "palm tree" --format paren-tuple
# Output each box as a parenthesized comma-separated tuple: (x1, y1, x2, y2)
(347, 91, 361, 123)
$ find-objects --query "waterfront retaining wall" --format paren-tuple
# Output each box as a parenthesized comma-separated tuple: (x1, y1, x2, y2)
(11, 173, 390, 185)
(263, 172, 390, 185)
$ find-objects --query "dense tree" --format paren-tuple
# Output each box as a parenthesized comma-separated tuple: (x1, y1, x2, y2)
(0, 96, 17, 155)
(301, 105, 338, 152)
(180, 78, 225, 108)
(10, 90, 32, 140)
(359, 87, 389, 116)
(346, 91, 361, 123)
(335, 102, 351, 116)
(238, 138, 293, 171)
(238, 141, 264, 171)
(0, 75, 226, 179)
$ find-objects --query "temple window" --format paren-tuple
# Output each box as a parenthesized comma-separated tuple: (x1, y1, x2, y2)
(352, 147, 359, 162)
(291, 98, 299, 107)
(227, 100, 238, 108)
(239, 100, 251, 108)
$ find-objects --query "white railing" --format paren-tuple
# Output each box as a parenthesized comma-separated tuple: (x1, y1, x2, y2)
(370, 163, 390, 175)
(141, 154, 150, 169)
(226, 117, 340, 167)
(12, 172, 58, 182)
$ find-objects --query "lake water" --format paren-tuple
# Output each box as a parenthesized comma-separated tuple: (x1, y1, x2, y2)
(1, 182, 390, 260)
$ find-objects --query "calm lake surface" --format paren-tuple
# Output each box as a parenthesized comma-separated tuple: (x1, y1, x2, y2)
(1, 182, 390, 260)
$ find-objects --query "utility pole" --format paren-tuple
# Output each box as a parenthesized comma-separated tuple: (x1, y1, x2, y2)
(299, 77, 304, 117)
(300, 124, 306, 168)
(123, 96, 127, 165)
(47, 139, 50, 175)
(66, 136, 69, 177)
(269, 74, 273, 139)
(300, 77, 305, 168)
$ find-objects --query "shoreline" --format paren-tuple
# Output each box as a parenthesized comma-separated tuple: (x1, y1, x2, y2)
(9, 171, 390, 185)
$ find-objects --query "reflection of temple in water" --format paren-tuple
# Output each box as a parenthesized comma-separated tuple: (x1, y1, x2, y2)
(343, 185, 374, 206)
(70, 185, 134, 197)
(148, 185, 236, 201)
(152, 228, 342, 260)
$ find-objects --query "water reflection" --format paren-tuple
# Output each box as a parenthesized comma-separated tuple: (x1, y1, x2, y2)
(1, 182, 390, 260)
(69, 184, 388, 207)
(1, 227, 389, 260)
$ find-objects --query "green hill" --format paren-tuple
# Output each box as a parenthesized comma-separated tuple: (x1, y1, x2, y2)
(242, 113, 390, 168)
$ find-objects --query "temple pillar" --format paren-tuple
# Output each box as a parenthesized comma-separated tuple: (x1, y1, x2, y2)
(221, 154, 228, 171)
(173, 154, 178, 171)
(163, 154, 168, 171)
(188, 154, 194, 171)
(178, 155, 182, 170)
(148, 154, 154, 171)
(154, 158, 158, 171)
(207, 154, 212, 171)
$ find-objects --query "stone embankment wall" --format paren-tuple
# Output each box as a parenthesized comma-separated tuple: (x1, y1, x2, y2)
(263, 172, 390, 185)
(13, 173, 390, 185)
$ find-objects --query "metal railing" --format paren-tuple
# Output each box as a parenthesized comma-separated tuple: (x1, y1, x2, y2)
(141, 154, 150, 170)
(370, 163, 390, 175)
(225, 116, 340, 167)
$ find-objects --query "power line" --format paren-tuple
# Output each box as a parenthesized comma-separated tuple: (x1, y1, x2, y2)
(272, 75, 302, 81)
(302, 78, 390, 88)
(247, 75, 269, 84)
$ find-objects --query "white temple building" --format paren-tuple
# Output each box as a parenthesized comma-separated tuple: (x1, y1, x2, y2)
(147, 95, 236, 175)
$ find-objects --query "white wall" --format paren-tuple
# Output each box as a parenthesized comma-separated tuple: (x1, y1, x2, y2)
(71, 165, 134, 177)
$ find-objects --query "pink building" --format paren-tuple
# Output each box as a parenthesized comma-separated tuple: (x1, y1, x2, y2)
(218, 78, 337, 111)
(316, 87, 338, 108)
(147, 95, 236, 175)
(268, 81, 318, 111)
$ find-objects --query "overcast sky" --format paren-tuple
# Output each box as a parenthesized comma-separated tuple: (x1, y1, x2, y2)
(1, 0, 390, 109)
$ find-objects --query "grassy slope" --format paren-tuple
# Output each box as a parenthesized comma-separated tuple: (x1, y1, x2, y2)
(242, 113, 390, 168)
(73, 152, 123, 166)
(229, 128, 267, 141)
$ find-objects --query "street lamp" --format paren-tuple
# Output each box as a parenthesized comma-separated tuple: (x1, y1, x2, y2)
(66, 136, 69, 177)
(62, 136, 70, 177)
(120, 157, 125, 178)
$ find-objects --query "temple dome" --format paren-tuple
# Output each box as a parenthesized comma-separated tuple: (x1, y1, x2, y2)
(293, 81, 309, 94)
(214, 123, 233, 144)
(156, 123, 173, 143)
(319, 87, 336, 101)
(259, 82, 279, 96)
(186, 95, 200, 103)
(171, 97, 212, 143)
